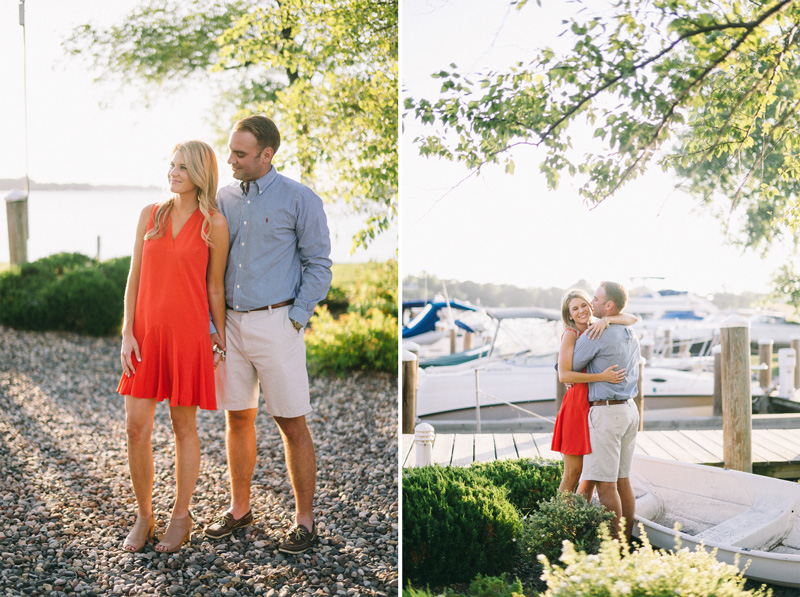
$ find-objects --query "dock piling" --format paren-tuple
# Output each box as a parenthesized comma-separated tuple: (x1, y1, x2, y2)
(402, 350, 418, 434)
(758, 338, 773, 414)
(721, 316, 752, 473)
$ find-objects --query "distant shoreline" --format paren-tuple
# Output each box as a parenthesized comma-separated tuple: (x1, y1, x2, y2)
(0, 178, 159, 192)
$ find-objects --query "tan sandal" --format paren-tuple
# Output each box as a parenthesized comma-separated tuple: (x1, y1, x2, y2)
(122, 514, 155, 552)
(156, 513, 193, 553)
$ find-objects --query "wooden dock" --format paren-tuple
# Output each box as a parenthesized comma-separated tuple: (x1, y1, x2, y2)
(401, 426, 800, 479)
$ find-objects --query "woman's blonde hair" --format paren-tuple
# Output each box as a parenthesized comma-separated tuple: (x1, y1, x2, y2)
(560, 288, 592, 329)
(145, 140, 219, 245)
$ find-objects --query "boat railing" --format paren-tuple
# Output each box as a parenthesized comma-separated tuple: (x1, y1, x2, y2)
(472, 368, 555, 433)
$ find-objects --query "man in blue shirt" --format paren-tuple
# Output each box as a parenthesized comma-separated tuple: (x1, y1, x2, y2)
(204, 115, 332, 554)
(572, 281, 640, 540)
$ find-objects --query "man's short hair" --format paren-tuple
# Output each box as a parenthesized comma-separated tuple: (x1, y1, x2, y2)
(234, 114, 281, 155)
(601, 281, 628, 311)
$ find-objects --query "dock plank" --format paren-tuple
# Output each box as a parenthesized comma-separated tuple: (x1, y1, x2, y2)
(633, 432, 675, 460)
(646, 431, 702, 463)
(677, 430, 723, 462)
(770, 428, 800, 454)
(431, 433, 455, 466)
(451, 434, 474, 467)
(661, 430, 718, 463)
(752, 429, 799, 462)
(513, 433, 540, 460)
(531, 433, 561, 461)
(494, 434, 519, 460)
(474, 434, 497, 463)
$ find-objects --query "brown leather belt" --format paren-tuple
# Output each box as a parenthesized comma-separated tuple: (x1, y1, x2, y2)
(228, 299, 294, 312)
(591, 399, 629, 406)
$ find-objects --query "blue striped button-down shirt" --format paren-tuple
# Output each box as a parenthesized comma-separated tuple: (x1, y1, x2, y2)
(572, 325, 641, 402)
(217, 167, 332, 326)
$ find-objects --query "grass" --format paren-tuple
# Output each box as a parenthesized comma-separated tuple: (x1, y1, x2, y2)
(331, 261, 388, 289)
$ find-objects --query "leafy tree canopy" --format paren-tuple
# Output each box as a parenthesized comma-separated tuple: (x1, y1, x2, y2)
(406, 0, 800, 259)
(67, 0, 397, 251)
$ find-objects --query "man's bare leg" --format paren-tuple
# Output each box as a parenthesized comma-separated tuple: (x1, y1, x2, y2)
(226, 408, 258, 519)
(617, 477, 635, 541)
(274, 415, 316, 530)
(595, 480, 624, 537)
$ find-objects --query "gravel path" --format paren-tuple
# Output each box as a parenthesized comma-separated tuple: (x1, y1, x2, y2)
(0, 326, 398, 596)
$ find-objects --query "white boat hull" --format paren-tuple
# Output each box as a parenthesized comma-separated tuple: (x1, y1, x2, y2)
(631, 454, 800, 588)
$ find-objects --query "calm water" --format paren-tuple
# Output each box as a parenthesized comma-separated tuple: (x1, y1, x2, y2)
(0, 189, 395, 263)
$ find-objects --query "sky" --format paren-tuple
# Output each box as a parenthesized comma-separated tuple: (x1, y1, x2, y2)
(0, 0, 395, 262)
(400, 0, 793, 296)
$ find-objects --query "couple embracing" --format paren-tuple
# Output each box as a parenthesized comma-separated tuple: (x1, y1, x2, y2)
(551, 282, 641, 540)
(117, 115, 332, 554)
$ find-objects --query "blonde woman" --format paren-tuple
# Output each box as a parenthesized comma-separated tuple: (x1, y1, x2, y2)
(550, 289, 636, 497)
(117, 140, 229, 553)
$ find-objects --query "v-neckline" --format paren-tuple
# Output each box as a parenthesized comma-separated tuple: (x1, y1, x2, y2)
(170, 208, 198, 242)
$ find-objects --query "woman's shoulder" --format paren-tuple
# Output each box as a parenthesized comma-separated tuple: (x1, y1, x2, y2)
(561, 327, 580, 341)
(209, 209, 227, 225)
(137, 203, 158, 222)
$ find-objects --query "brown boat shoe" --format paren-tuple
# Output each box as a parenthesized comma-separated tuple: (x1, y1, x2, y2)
(278, 522, 317, 554)
(203, 510, 254, 540)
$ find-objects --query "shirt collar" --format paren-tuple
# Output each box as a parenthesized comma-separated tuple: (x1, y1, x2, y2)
(249, 166, 278, 196)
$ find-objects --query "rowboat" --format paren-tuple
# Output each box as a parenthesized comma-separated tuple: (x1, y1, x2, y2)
(631, 454, 800, 588)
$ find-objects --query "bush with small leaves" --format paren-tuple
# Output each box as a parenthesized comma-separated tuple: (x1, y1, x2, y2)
(470, 458, 562, 515)
(305, 305, 397, 374)
(403, 466, 521, 588)
(521, 492, 613, 566)
(0, 252, 126, 336)
(402, 573, 526, 597)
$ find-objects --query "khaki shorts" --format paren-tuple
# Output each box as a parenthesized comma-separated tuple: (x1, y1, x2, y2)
(215, 306, 311, 418)
(582, 400, 639, 483)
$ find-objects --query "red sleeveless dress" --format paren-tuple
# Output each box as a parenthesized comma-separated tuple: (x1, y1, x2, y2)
(551, 328, 591, 455)
(117, 205, 216, 410)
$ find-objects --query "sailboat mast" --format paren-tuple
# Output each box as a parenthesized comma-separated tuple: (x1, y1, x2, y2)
(19, 0, 30, 195)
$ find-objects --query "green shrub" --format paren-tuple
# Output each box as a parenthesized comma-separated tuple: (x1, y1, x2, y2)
(319, 283, 349, 318)
(402, 574, 527, 597)
(464, 574, 526, 597)
(540, 528, 770, 596)
(43, 267, 124, 336)
(346, 258, 397, 317)
(403, 466, 521, 588)
(306, 305, 397, 374)
(470, 459, 562, 515)
(521, 492, 613, 566)
(96, 256, 131, 291)
(0, 252, 125, 336)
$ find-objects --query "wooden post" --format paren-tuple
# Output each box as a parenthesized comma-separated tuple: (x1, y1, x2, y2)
(402, 350, 418, 434)
(720, 316, 752, 473)
(5, 190, 28, 265)
(463, 331, 473, 351)
(712, 344, 722, 417)
(757, 338, 773, 414)
(792, 336, 800, 391)
(758, 338, 773, 389)
(449, 327, 456, 354)
(634, 357, 645, 431)
(662, 327, 673, 358)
